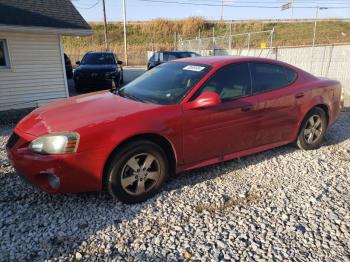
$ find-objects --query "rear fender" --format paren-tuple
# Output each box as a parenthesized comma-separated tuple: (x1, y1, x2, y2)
(295, 95, 329, 139)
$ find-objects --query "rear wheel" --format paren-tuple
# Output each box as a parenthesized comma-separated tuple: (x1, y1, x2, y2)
(104, 140, 168, 204)
(296, 107, 327, 150)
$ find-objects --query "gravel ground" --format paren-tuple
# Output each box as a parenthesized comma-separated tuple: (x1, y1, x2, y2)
(1, 110, 350, 262)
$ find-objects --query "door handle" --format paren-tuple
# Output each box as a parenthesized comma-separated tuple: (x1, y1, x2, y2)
(241, 105, 252, 112)
(295, 93, 305, 98)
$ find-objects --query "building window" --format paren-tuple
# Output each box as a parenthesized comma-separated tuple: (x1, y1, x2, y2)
(0, 39, 10, 68)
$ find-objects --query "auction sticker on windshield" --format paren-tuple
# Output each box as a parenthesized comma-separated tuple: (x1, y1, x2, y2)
(183, 65, 206, 72)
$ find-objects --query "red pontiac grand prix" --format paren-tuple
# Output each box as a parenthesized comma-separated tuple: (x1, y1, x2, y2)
(6, 56, 344, 203)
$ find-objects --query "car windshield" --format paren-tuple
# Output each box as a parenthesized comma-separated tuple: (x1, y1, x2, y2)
(119, 62, 211, 105)
(81, 53, 114, 65)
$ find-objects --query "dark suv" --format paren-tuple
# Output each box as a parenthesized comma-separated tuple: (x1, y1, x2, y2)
(147, 51, 200, 70)
(74, 52, 123, 92)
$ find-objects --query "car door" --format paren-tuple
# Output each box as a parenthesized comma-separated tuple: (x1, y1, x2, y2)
(182, 62, 259, 164)
(250, 62, 299, 146)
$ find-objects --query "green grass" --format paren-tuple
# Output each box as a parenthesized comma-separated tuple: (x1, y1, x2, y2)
(63, 18, 350, 65)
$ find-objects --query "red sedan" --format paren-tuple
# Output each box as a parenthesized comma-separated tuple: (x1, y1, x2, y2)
(6, 57, 344, 203)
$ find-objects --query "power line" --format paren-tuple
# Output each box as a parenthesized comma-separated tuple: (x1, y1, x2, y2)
(137, 0, 350, 8)
(188, 0, 350, 2)
(73, 0, 101, 9)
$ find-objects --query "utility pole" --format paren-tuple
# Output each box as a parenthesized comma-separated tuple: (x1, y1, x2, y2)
(220, 0, 224, 21)
(102, 0, 108, 50)
(122, 0, 128, 65)
(313, 7, 328, 47)
(311, 7, 327, 72)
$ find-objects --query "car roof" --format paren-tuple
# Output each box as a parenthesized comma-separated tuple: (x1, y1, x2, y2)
(172, 56, 292, 68)
(156, 51, 196, 54)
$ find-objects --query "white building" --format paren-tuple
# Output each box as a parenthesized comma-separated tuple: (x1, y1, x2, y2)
(0, 0, 92, 111)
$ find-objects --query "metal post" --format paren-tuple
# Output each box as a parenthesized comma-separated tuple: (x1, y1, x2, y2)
(270, 28, 274, 48)
(212, 27, 215, 52)
(122, 0, 128, 65)
(102, 0, 108, 50)
(198, 29, 201, 51)
(229, 23, 232, 49)
(247, 33, 251, 54)
(320, 45, 327, 76)
(275, 47, 278, 60)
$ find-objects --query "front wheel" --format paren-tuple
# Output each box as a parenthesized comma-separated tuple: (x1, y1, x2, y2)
(104, 140, 168, 204)
(296, 107, 327, 150)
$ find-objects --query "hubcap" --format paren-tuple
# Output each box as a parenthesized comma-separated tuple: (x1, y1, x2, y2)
(304, 115, 323, 144)
(120, 153, 160, 195)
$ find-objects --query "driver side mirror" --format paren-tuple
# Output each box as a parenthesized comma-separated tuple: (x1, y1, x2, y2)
(117, 60, 123, 65)
(76, 61, 80, 65)
(184, 91, 221, 110)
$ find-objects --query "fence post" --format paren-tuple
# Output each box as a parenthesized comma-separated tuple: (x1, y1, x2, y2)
(320, 45, 327, 76)
(310, 46, 314, 72)
(229, 23, 232, 49)
(247, 33, 251, 54)
(212, 27, 215, 52)
(270, 28, 274, 48)
(275, 47, 278, 60)
(198, 29, 201, 52)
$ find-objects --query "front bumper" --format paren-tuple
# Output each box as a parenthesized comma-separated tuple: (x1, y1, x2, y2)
(74, 72, 120, 89)
(6, 129, 105, 194)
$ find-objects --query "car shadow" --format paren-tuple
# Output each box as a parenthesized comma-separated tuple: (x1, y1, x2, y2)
(1, 110, 349, 261)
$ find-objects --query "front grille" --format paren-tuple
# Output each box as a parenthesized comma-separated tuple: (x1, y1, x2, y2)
(6, 132, 20, 149)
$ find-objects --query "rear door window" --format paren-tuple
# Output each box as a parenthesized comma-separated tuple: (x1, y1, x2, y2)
(251, 62, 297, 94)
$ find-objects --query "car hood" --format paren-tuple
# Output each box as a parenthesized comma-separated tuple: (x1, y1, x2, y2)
(16, 91, 160, 137)
(75, 64, 117, 73)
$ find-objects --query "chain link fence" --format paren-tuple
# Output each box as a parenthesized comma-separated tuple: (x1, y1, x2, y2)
(178, 29, 274, 52)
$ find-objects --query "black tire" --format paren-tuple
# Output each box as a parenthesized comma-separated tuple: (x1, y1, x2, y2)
(296, 107, 327, 150)
(120, 70, 124, 84)
(67, 71, 73, 79)
(104, 140, 169, 204)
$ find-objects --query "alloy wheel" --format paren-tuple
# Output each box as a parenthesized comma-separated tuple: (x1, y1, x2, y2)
(303, 115, 323, 144)
(120, 153, 161, 195)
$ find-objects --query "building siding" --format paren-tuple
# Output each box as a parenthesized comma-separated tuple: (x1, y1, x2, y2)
(0, 32, 67, 111)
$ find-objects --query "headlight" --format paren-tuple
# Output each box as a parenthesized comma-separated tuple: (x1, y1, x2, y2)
(28, 132, 80, 154)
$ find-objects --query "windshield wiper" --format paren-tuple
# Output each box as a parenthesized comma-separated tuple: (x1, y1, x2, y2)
(116, 89, 145, 103)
